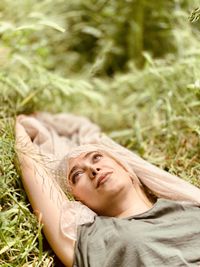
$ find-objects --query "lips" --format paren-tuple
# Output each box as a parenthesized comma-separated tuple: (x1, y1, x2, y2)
(96, 172, 112, 188)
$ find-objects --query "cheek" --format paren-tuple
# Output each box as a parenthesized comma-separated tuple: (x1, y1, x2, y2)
(71, 178, 94, 201)
(115, 168, 133, 185)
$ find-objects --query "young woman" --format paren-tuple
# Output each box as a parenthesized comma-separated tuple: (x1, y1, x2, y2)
(15, 114, 200, 267)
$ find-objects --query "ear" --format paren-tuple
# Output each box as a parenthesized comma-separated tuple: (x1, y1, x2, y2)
(130, 173, 142, 186)
(73, 194, 82, 202)
(129, 175, 134, 184)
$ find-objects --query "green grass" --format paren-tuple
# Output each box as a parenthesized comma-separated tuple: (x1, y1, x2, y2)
(0, 0, 200, 266)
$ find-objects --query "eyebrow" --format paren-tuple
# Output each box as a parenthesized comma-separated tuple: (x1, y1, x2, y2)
(68, 151, 98, 179)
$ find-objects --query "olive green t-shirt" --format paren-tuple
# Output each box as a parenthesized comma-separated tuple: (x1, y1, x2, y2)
(73, 198, 200, 267)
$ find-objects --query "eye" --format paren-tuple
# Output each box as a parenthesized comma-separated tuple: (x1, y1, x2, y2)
(71, 171, 83, 184)
(92, 153, 103, 162)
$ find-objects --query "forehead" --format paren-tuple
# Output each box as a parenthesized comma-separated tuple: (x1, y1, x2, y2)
(68, 150, 115, 169)
(68, 151, 94, 167)
(68, 150, 106, 168)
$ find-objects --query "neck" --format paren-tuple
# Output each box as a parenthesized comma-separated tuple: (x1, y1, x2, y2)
(116, 192, 153, 218)
(102, 184, 154, 218)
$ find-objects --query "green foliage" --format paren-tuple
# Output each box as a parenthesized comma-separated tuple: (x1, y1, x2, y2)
(0, 0, 200, 265)
(0, 0, 199, 76)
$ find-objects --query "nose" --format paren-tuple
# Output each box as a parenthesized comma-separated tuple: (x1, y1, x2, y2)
(89, 167, 100, 179)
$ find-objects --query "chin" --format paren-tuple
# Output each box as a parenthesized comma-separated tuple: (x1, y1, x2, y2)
(105, 179, 126, 193)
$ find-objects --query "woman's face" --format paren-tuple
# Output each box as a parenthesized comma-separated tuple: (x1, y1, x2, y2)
(67, 150, 134, 215)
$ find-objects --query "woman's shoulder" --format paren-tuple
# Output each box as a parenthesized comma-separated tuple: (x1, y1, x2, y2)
(60, 201, 96, 240)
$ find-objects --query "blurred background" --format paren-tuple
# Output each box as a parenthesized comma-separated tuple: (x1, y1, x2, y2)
(0, 0, 200, 266)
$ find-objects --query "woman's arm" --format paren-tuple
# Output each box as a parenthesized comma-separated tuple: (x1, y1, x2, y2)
(15, 120, 75, 267)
